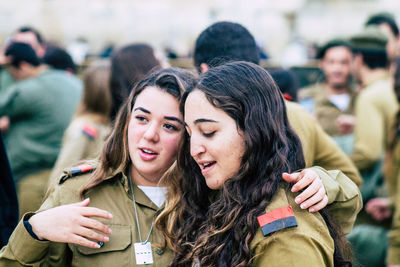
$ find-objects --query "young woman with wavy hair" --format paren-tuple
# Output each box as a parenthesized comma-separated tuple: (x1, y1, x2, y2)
(0, 68, 195, 266)
(158, 61, 352, 267)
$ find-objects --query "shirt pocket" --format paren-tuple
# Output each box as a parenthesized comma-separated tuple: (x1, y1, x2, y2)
(72, 225, 132, 266)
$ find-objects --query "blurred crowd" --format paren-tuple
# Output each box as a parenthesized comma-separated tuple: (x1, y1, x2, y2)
(0, 10, 399, 267)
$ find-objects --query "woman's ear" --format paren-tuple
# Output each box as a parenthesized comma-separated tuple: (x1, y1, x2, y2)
(200, 63, 210, 73)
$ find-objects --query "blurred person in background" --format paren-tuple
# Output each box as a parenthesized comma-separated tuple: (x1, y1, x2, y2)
(110, 43, 161, 121)
(347, 26, 398, 267)
(268, 68, 299, 102)
(0, 26, 47, 93)
(0, 42, 82, 217)
(366, 12, 400, 62)
(380, 56, 400, 267)
(47, 60, 111, 188)
(350, 26, 397, 201)
(43, 44, 76, 74)
(193, 22, 362, 222)
(298, 38, 357, 155)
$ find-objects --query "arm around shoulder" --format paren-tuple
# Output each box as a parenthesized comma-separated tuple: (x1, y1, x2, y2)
(313, 166, 362, 234)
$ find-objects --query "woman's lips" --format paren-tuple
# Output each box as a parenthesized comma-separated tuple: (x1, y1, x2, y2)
(139, 148, 158, 161)
(200, 161, 216, 175)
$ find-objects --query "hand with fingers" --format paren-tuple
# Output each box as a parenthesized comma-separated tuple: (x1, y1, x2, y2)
(28, 198, 113, 248)
(282, 168, 328, 213)
(365, 197, 392, 221)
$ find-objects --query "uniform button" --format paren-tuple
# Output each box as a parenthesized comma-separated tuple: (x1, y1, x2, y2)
(156, 248, 164, 255)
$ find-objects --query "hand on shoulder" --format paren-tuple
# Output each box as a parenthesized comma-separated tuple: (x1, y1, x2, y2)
(282, 168, 328, 212)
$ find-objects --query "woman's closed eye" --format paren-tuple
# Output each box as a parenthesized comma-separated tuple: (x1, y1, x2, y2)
(203, 131, 216, 137)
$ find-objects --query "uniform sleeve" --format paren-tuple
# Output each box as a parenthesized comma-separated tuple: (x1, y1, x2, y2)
(312, 120, 362, 188)
(351, 93, 384, 170)
(311, 166, 362, 235)
(0, 185, 69, 266)
(252, 231, 333, 267)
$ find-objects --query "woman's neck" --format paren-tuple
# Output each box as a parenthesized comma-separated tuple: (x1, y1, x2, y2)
(130, 167, 160, 187)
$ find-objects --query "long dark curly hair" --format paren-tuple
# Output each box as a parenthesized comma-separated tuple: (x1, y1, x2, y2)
(157, 61, 351, 266)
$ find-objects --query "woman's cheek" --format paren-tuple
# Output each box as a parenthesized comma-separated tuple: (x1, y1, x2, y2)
(165, 134, 182, 156)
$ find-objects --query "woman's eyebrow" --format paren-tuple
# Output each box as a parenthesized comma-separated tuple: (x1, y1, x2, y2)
(194, 118, 218, 125)
(165, 116, 184, 125)
(134, 107, 150, 114)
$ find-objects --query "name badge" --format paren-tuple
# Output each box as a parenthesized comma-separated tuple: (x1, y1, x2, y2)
(134, 242, 154, 265)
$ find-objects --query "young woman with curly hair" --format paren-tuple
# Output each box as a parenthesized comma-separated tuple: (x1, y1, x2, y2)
(159, 61, 352, 267)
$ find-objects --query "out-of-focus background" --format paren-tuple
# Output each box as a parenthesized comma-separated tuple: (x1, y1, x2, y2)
(1, 0, 399, 66)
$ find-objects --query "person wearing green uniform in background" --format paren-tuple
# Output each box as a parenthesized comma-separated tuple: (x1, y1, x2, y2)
(0, 42, 82, 217)
(298, 38, 358, 155)
(383, 56, 400, 267)
(47, 60, 112, 190)
(347, 25, 399, 267)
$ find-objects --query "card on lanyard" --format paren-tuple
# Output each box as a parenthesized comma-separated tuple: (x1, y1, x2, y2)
(134, 242, 154, 265)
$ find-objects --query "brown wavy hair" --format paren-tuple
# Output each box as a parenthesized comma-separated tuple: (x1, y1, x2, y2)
(75, 60, 112, 124)
(157, 61, 351, 266)
(80, 67, 196, 196)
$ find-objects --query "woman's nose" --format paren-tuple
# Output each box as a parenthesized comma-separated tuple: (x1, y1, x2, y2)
(190, 137, 206, 157)
(143, 123, 160, 142)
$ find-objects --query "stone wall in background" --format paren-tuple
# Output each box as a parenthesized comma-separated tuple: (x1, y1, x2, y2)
(0, 0, 399, 64)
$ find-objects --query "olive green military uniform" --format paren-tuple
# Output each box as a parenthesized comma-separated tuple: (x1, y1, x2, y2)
(251, 185, 336, 266)
(0, 170, 172, 267)
(343, 74, 396, 267)
(351, 74, 398, 170)
(298, 83, 357, 136)
(253, 168, 359, 265)
(385, 136, 400, 264)
(298, 83, 357, 155)
(0, 166, 361, 267)
(17, 169, 51, 219)
(48, 114, 110, 188)
(286, 101, 362, 188)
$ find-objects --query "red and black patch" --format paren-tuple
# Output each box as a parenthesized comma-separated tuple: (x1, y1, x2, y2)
(59, 164, 95, 184)
(257, 206, 298, 237)
(82, 124, 98, 139)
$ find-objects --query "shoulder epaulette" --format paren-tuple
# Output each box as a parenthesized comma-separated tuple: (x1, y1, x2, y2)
(82, 124, 98, 139)
(257, 206, 297, 237)
(59, 163, 95, 184)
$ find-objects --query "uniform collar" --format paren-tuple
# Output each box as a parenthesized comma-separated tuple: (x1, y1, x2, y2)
(102, 165, 164, 211)
(363, 72, 390, 88)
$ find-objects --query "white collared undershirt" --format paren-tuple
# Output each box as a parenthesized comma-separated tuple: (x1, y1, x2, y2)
(137, 186, 168, 208)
